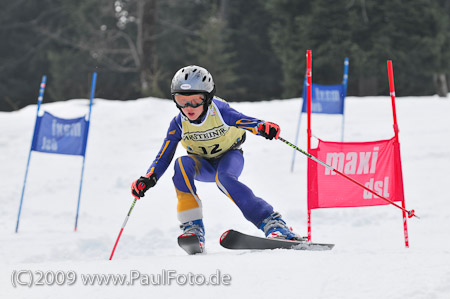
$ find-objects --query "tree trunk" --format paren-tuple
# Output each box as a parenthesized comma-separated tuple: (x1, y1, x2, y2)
(433, 73, 449, 97)
(138, 0, 162, 97)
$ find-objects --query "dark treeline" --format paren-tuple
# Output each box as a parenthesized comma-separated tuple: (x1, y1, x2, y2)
(1, 0, 449, 111)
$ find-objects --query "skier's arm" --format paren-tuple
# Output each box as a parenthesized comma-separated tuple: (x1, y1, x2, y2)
(131, 117, 181, 199)
(147, 117, 182, 178)
(215, 99, 280, 139)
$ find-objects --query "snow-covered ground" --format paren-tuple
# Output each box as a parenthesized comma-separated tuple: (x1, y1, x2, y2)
(1, 95, 449, 298)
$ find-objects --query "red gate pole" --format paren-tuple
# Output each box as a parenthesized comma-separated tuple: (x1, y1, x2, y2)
(306, 50, 313, 241)
(387, 60, 410, 248)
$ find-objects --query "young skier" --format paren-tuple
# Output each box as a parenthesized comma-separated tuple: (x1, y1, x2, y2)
(131, 65, 302, 253)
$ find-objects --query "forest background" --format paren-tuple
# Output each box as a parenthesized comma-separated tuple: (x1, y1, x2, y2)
(1, 0, 449, 111)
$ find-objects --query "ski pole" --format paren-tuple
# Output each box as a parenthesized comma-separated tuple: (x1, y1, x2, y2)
(109, 198, 138, 260)
(278, 136, 419, 219)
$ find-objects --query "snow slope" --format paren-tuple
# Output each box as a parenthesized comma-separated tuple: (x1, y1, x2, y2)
(1, 96, 449, 299)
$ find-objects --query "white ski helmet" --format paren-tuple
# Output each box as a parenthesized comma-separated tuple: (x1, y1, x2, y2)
(171, 65, 216, 107)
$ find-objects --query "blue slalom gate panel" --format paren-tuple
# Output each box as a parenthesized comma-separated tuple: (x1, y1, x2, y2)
(31, 112, 89, 156)
(301, 83, 346, 115)
(16, 72, 97, 233)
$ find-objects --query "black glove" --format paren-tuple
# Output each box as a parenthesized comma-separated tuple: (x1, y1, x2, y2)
(257, 121, 280, 140)
(131, 172, 157, 199)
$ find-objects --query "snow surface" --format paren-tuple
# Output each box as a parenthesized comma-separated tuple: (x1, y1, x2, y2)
(1, 96, 449, 299)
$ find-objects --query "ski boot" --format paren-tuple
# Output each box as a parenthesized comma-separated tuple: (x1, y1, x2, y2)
(178, 219, 205, 254)
(259, 212, 304, 240)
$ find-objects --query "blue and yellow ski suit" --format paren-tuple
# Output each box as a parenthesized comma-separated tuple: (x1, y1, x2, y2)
(147, 97, 274, 227)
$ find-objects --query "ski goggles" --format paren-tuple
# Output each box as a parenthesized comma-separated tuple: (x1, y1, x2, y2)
(174, 93, 205, 109)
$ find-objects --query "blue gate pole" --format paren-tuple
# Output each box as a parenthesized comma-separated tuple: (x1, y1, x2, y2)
(15, 75, 47, 233)
(290, 77, 307, 172)
(341, 58, 349, 142)
(74, 72, 97, 231)
(290, 105, 303, 172)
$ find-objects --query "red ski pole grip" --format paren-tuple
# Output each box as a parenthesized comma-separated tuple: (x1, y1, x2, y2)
(138, 182, 146, 190)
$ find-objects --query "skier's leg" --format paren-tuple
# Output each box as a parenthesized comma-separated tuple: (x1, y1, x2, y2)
(174, 155, 218, 251)
(215, 150, 274, 227)
(173, 155, 213, 223)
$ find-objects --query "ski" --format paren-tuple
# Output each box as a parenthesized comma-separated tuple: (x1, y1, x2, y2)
(177, 233, 204, 255)
(220, 229, 334, 251)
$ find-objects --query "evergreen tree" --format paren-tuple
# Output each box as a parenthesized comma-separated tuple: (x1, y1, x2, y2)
(433, 0, 450, 96)
(1, 0, 450, 111)
(346, 0, 392, 95)
(348, 0, 446, 96)
(299, 0, 352, 84)
(225, 0, 282, 101)
(186, 3, 238, 100)
(154, 0, 212, 97)
(382, 0, 441, 95)
(0, 0, 56, 110)
(265, 0, 312, 98)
